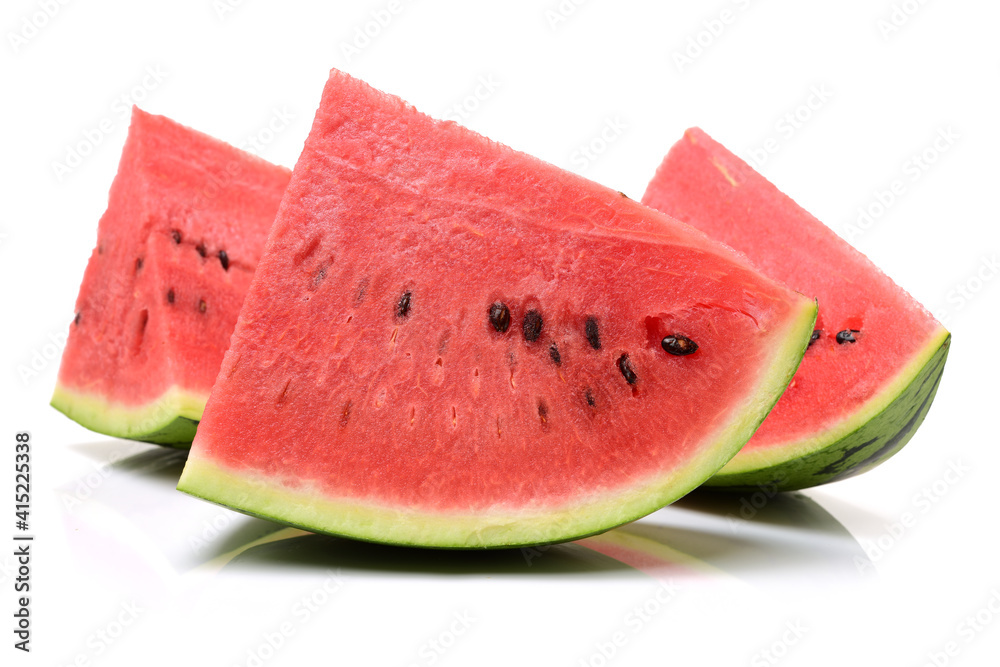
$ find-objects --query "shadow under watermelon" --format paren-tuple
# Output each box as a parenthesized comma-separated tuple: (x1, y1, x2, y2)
(209, 490, 871, 584)
(60, 440, 873, 585)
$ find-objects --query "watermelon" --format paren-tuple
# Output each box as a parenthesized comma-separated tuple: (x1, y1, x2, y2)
(177, 69, 817, 548)
(642, 128, 950, 491)
(51, 108, 291, 445)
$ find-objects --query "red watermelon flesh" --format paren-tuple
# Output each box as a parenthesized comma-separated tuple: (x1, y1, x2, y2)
(177, 70, 817, 548)
(642, 128, 950, 490)
(51, 108, 291, 444)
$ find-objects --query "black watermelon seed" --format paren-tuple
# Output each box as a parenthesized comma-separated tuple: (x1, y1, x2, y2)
(808, 329, 822, 347)
(219, 250, 230, 271)
(166, 289, 175, 304)
(619, 191, 629, 198)
(135, 257, 143, 272)
(396, 290, 412, 319)
(549, 343, 561, 365)
(523, 310, 543, 342)
(196, 243, 207, 258)
(585, 316, 601, 350)
(74, 312, 81, 326)
(199, 298, 207, 313)
(171, 230, 181, 244)
(661, 334, 698, 356)
(489, 301, 511, 333)
(585, 388, 596, 407)
(617, 353, 637, 385)
(836, 329, 859, 344)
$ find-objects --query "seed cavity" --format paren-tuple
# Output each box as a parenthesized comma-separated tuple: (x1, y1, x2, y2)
(661, 334, 698, 356)
(549, 343, 561, 366)
(522, 310, 543, 342)
(311, 264, 328, 288)
(276, 379, 291, 405)
(396, 290, 412, 319)
(199, 298, 207, 313)
(537, 400, 549, 424)
(836, 329, 859, 344)
(166, 289, 175, 304)
(219, 250, 230, 271)
(489, 301, 511, 333)
(585, 387, 596, 407)
(135, 257, 144, 272)
(585, 317, 601, 350)
(196, 242, 207, 258)
(617, 353, 638, 385)
(171, 230, 181, 244)
(809, 329, 822, 348)
(340, 400, 352, 427)
(130, 309, 148, 356)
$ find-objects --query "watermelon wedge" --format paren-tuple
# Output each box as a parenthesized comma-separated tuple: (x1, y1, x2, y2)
(51, 108, 291, 445)
(642, 128, 950, 491)
(177, 69, 817, 548)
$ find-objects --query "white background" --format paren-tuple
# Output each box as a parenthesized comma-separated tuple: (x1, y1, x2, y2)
(2, 1, 998, 665)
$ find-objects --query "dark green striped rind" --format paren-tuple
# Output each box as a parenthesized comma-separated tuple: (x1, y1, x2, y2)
(706, 333, 950, 492)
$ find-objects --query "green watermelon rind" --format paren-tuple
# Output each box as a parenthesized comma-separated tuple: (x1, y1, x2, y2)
(706, 327, 950, 491)
(176, 300, 818, 549)
(50, 384, 204, 446)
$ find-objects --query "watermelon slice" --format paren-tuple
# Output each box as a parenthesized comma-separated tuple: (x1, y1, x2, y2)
(177, 69, 817, 548)
(642, 128, 950, 491)
(51, 108, 291, 445)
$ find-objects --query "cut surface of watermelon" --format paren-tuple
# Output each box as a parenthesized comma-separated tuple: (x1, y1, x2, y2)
(177, 70, 816, 548)
(642, 128, 950, 490)
(51, 108, 291, 445)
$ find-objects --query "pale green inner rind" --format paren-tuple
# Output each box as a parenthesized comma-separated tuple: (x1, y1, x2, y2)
(51, 383, 206, 446)
(177, 299, 818, 548)
(708, 327, 951, 491)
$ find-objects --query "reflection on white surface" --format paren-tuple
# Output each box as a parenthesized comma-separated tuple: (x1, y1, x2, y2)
(51, 441, 881, 666)
(58, 442, 873, 587)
